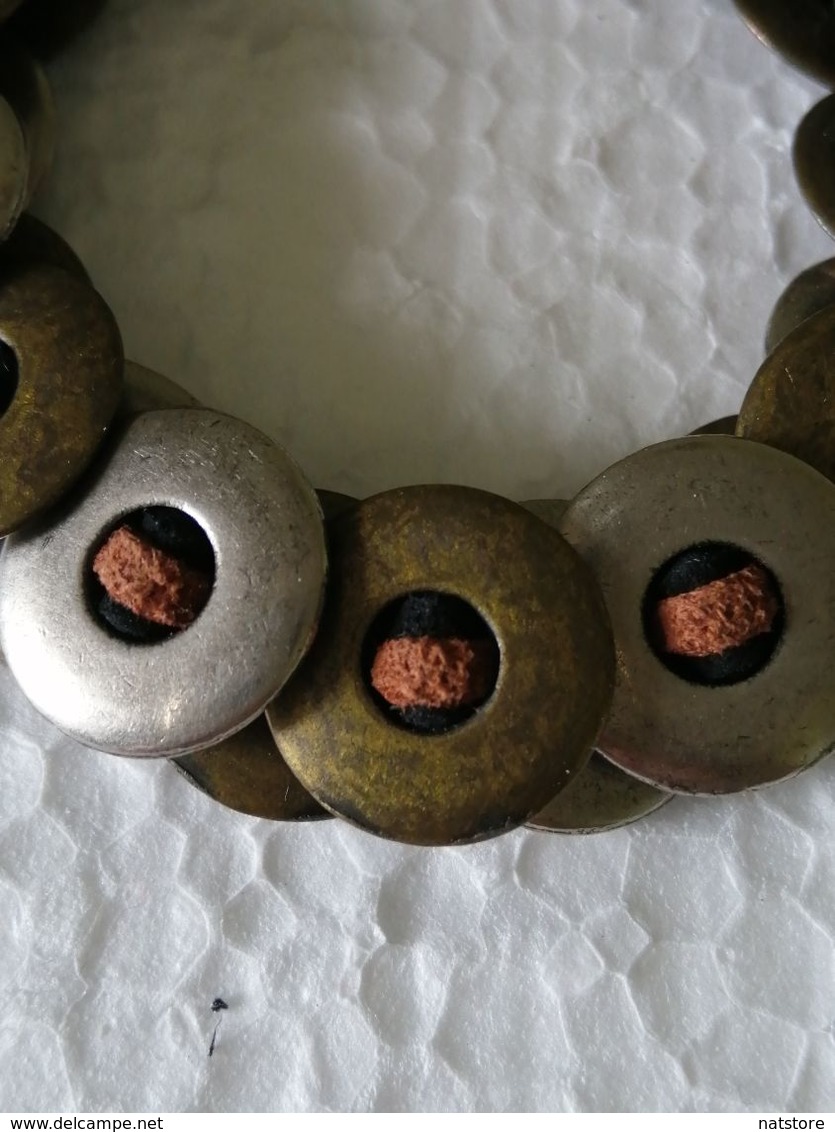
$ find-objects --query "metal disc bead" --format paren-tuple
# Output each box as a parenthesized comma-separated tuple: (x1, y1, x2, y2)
(0, 409, 327, 756)
(737, 303, 835, 482)
(735, 0, 835, 87)
(522, 499, 671, 834)
(559, 435, 835, 794)
(0, 95, 25, 240)
(765, 260, 835, 355)
(0, 263, 124, 537)
(268, 485, 615, 847)
(794, 95, 835, 239)
(174, 716, 329, 822)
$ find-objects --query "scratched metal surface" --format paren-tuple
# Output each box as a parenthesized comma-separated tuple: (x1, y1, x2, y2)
(1, 0, 834, 1112)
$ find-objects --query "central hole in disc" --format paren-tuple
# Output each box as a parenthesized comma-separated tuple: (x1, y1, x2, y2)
(0, 339, 19, 419)
(362, 590, 500, 734)
(87, 505, 216, 644)
(642, 541, 784, 687)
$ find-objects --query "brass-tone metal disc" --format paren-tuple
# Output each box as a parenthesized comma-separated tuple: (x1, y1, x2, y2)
(0, 95, 26, 240)
(528, 753, 672, 834)
(735, 0, 835, 87)
(0, 39, 54, 204)
(522, 498, 671, 833)
(560, 435, 835, 794)
(689, 416, 738, 436)
(121, 360, 200, 417)
(0, 263, 123, 536)
(737, 303, 835, 482)
(795, 94, 835, 239)
(1, 213, 90, 281)
(268, 485, 615, 846)
(174, 715, 329, 822)
(765, 259, 835, 355)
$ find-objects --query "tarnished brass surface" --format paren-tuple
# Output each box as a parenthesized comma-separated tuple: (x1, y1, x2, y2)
(174, 715, 329, 822)
(528, 753, 671, 834)
(689, 416, 738, 436)
(560, 435, 835, 794)
(0, 38, 54, 204)
(737, 303, 835, 482)
(268, 485, 615, 846)
(522, 498, 671, 833)
(121, 360, 199, 418)
(735, 0, 835, 86)
(765, 259, 835, 354)
(0, 96, 25, 240)
(1, 213, 90, 280)
(794, 95, 835, 238)
(0, 263, 123, 536)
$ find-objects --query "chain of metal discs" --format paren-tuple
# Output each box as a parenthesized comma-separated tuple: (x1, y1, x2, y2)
(1, 1, 835, 846)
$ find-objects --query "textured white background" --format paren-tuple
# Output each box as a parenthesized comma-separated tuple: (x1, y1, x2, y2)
(2, 0, 835, 1113)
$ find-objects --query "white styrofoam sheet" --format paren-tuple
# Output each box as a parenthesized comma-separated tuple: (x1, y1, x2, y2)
(2, 0, 835, 1112)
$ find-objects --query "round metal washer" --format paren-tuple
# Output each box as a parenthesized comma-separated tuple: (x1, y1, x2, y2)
(765, 259, 835, 356)
(794, 95, 835, 239)
(0, 263, 123, 537)
(737, 303, 835, 483)
(174, 715, 329, 822)
(0, 95, 26, 240)
(734, 0, 835, 87)
(559, 435, 835, 794)
(267, 484, 615, 846)
(0, 408, 327, 756)
(522, 498, 671, 833)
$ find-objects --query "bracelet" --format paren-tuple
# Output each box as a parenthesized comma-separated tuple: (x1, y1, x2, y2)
(1, 2, 834, 851)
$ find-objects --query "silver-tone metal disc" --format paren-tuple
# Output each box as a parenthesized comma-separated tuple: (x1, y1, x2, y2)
(559, 435, 835, 794)
(523, 498, 672, 832)
(765, 259, 835, 355)
(0, 95, 26, 240)
(0, 408, 327, 757)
